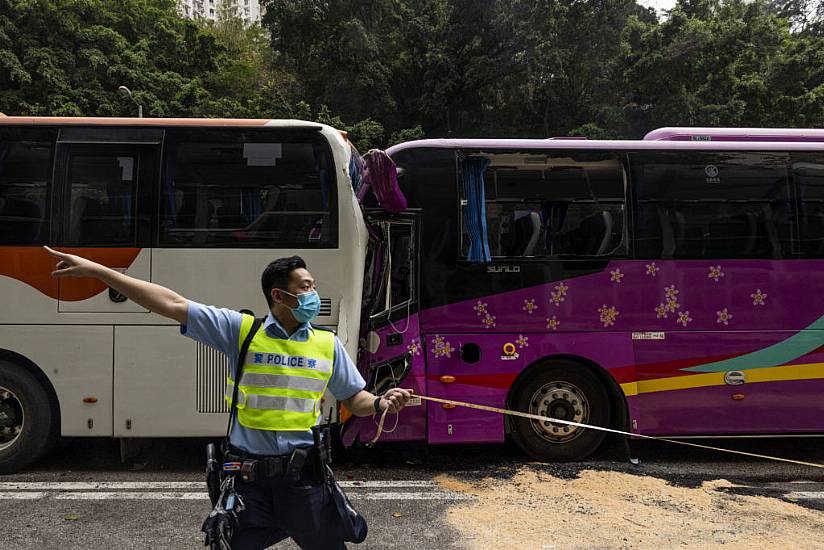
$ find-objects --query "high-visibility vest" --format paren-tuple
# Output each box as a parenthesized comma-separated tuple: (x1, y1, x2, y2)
(226, 314, 335, 431)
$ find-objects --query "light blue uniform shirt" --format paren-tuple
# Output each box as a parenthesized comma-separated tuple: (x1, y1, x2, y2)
(181, 300, 366, 456)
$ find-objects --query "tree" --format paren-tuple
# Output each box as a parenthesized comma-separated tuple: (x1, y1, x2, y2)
(621, 0, 824, 134)
(0, 0, 223, 117)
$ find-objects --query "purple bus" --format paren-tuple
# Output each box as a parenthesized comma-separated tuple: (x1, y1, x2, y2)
(341, 130, 824, 461)
(645, 127, 824, 142)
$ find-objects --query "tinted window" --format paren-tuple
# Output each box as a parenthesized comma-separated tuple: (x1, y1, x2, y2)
(64, 151, 144, 246)
(159, 130, 337, 248)
(631, 151, 793, 259)
(794, 154, 824, 257)
(0, 128, 56, 245)
(468, 151, 626, 258)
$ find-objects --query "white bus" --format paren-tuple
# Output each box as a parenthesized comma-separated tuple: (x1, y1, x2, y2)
(0, 116, 368, 472)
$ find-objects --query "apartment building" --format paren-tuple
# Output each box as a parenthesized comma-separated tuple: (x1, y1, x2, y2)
(177, 0, 262, 25)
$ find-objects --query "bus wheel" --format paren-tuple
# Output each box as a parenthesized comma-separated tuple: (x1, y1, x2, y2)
(510, 362, 610, 462)
(0, 361, 55, 474)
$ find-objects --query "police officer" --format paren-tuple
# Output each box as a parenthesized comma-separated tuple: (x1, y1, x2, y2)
(45, 248, 412, 549)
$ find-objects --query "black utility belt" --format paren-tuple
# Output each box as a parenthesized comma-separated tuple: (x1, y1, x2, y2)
(224, 447, 321, 483)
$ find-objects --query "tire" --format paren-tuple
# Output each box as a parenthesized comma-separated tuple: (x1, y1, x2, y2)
(0, 361, 56, 474)
(510, 361, 610, 462)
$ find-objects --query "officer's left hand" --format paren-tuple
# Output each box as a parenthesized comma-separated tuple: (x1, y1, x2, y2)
(380, 388, 413, 413)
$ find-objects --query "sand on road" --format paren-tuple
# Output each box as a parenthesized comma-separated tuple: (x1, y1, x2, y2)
(437, 467, 824, 549)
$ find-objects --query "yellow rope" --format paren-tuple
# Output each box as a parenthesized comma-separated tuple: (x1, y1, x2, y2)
(409, 394, 824, 470)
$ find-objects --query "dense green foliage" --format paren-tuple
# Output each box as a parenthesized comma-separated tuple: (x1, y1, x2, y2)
(1, 0, 822, 149)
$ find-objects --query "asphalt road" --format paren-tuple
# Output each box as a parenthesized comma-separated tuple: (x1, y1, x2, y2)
(1, 435, 824, 549)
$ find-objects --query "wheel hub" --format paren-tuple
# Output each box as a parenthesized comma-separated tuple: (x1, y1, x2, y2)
(0, 387, 24, 451)
(0, 402, 16, 427)
(528, 381, 589, 444)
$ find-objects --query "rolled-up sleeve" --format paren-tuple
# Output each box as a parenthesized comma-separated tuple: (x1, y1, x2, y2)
(180, 300, 243, 360)
(327, 335, 366, 401)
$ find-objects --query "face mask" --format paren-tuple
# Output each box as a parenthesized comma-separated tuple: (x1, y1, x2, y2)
(281, 289, 321, 323)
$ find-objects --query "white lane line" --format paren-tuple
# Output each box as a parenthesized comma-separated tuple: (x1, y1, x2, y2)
(785, 491, 824, 500)
(49, 491, 471, 501)
(0, 482, 204, 490)
(354, 492, 474, 501)
(0, 489, 473, 501)
(340, 481, 436, 488)
(54, 492, 208, 500)
(0, 480, 437, 491)
(0, 492, 46, 500)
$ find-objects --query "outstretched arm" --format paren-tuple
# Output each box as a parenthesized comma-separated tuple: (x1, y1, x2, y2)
(45, 246, 189, 324)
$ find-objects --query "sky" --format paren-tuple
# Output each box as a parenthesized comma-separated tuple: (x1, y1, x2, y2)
(637, 0, 678, 12)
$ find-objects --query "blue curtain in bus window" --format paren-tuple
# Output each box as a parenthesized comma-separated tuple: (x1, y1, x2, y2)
(312, 142, 330, 210)
(113, 157, 133, 230)
(462, 156, 492, 262)
(0, 145, 8, 177)
(349, 152, 363, 192)
(242, 188, 262, 222)
(164, 141, 177, 226)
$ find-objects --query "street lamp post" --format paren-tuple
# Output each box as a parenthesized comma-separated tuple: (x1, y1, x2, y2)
(117, 85, 143, 118)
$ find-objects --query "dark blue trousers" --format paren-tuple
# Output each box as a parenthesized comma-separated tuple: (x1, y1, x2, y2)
(231, 475, 347, 550)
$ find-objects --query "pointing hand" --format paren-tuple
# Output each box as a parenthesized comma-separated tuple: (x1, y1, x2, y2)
(43, 246, 99, 278)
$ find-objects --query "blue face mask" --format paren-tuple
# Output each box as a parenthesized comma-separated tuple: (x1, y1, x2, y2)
(281, 290, 321, 323)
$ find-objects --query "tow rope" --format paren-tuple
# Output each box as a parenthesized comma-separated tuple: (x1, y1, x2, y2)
(370, 394, 824, 470)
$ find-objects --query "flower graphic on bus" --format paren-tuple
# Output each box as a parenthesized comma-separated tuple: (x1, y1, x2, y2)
(665, 298, 680, 313)
(610, 269, 624, 283)
(655, 303, 669, 319)
(708, 265, 725, 282)
(516, 335, 529, 349)
(431, 335, 454, 358)
(716, 308, 733, 325)
(645, 262, 659, 277)
(407, 338, 421, 356)
(598, 305, 619, 327)
(664, 285, 679, 299)
(677, 311, 693, 327)
(473, 300, 488, 316)
(546, 316, 560, 330)
(522, 298, 537, 314)
(751, 289, 767, 306)
(549, 282, 569, 307)
(481, 314, 497, 329)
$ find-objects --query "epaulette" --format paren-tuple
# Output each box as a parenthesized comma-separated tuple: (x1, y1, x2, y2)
(310, 324, 336, 334)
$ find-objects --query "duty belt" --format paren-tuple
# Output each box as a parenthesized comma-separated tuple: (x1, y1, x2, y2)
(224, 446, 320, 483)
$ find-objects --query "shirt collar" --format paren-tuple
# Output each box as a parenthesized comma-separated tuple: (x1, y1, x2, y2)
(263, 311, 312, 339)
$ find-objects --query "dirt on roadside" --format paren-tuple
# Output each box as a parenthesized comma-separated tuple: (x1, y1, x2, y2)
(435, 468, 824, 549)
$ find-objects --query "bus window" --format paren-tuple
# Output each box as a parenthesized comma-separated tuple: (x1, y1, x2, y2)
(631, 151, 793, 259)
(64, 151, 144, 246)
(0, 128, 56, 245)
(370, 221, 414, 316)
(465, 152, 626, 258)
(794, 155, 824, 258)
(159, 129, 337, 248)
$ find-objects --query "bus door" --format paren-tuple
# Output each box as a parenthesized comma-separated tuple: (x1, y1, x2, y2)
(55, 126, 158, 313)
(361, 214, 426, 440)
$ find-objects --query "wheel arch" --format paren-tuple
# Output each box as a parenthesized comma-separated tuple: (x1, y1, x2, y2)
(504, 353, 629, 434)
(0, 348, 62, 435)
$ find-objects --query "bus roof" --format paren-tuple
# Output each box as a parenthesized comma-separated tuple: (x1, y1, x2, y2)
(644, 127, 824, 142)
(386, 137, 824, 155)
(0, 116, 325, 130)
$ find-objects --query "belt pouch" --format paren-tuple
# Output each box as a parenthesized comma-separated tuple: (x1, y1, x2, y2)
(285, 449, 308, 482)
(240, 460, 257, 483)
